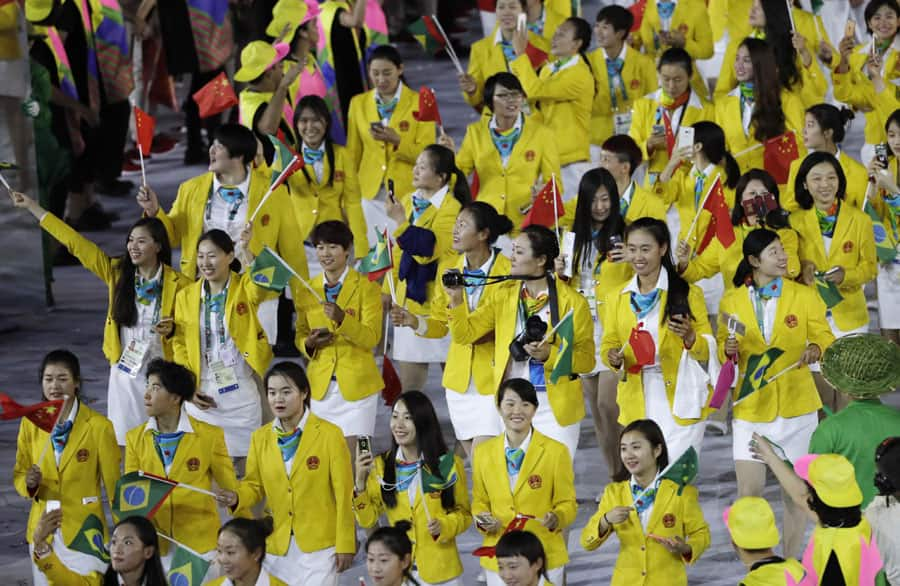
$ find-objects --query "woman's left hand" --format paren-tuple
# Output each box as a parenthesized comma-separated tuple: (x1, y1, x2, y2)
(512, 26, 528, 56)
(524, 340, 550, 362)
(823, 266, 845, 285)
(541, 511, 559, 531)
(667, 314, 695, 348)
(385, 195, 407, 224)
(33, 509, 62, 544)
(792, 32, 812, 67)
(427, 518, 443, 538)
(371, 124, 401, 146)
(800, 344, 821, 365)
(335, 553, 355, 572)
(322, 302, 345, 325)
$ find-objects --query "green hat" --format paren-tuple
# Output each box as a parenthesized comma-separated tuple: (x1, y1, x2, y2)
(821, 333, 900, 399)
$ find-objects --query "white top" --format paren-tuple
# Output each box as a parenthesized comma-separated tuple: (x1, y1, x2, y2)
(504, 428, 534, 491)
(198, 278, 254, 384)
(865, 495, 900, 585)
(466, 249, 497, 311)
(747, 286, 778, 344)
(222, 568, 274, 586)
(728, 86, 755, 137)
(54, 399, 80, 468)
(273, 409, 310, 475)
(207, 167, 252, 246)
(630, 475, 660, 530)
(622, 269, 670, 371)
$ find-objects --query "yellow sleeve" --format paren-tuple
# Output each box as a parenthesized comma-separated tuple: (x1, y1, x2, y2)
(681, 242, 721, 283)
(539, 127, 563, 192)
(470, 444, 492, 529)
(422, 284, 450, 339)
(40, 213, 115, 284)
(35, 550, 102, 585)
(683, 9, 713, 60)
(435, 456, 473, 544)
(580, 484, 617, 551)
(159, 181, 192, 247)
(209, 426, 239, 491)
(629, 100, 653, 162)
(681, 486, 710, 565)
(511, 55, 591, 103)
(342, 171, 370, 258)
(549, 445, 578, 530)
(344, 98, 364, 197)
(464, 44, 487, 109)
(457, 125, 476, 176)
(353, 458, 386, 528)
(96, 419, 122, 522)
(713, 40, 739, 100)
(448, 299, 496, 345)
(172, 290, 190, 369)
(330, 431, 357, 554)
(686, 285, 711, 363)
(236, 433, 265, 510)
(124, 430, 139, 475)
(804, 288, 836, 353)
(334, 278, 382, 349)
(395, 117, 435, 165)
(13, 422, 36, 500)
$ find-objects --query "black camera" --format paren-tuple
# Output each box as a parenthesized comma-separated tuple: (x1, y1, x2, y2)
(509, 316, 548, 362)
(442, 269, 466, 288)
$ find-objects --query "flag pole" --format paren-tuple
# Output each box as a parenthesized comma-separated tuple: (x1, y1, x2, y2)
(732, 362, 800, 407)
(733, 143, 764, 159)
(785, 0, 795, 31)
(540, 307, 574, 345)
(684, 173, 721, 244)
(157, 531, 206, 558)
(431, 15, 464, 74)
(248, 156, 300, 223)
(138, 470, 217, 498)
(551, 173, 561, 247)
(0, 171, 11, 191)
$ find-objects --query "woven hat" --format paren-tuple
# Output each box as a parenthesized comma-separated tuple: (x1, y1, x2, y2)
(723, 497, 780, 549)
(821, 333, 900, 399)
(795, 454, 863, 508)
(235, 41, 290, 83)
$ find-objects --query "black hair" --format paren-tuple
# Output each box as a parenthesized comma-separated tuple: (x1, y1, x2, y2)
(264, 361, 311, 409)
(496, 378, 539, 409)
(732, 228, 781, 288)
(564, 17, 596, 85)
(294, 95, 336, 186)
(759, 0, 801, 92)
(288, 19, 316, 52)
(111, 217, 172, 328)
(39, 349, 80, 397)
(602, 134, 643, 176)
(658, 47, 694, 77)
(739, 38, 787, 142)
(460, 202, 514, 246)
(310, 220, 354, 251)
(103, 516, 166, 586)
(571, 168, 625, 274)
(806, 483, 862, 528)
(495, 530, 550, 582)
(380, 391, 456, 511)
(212, 124, 258, 166)
(875, 437, 900, 498)
(865, 0, 900, 34)
(197, 229, 242, 273)
(731, 169, 790, 230)
(692, 121, 741, 189)
(367, 44, 404, 69)
(422, 144, 471, 207)
(366, 521, 420, 585)
(793, 151, 847, 210)
(146, 358, 196, 403)
(613, 419, 670, 482)
(596, 5, 634, 33)
(484, 72, 526, 112)
(218, 517, 275, 565)
(886, 108, 900, 135)
(806, 104, 854, 145)
(520, 225, 560, 273)
(624, 218, 693, 321)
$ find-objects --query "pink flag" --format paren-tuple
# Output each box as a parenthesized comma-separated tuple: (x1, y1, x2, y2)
(365, 0, 389, 34)
(297, 68, 327, 100)
(710, 357, 736, 409)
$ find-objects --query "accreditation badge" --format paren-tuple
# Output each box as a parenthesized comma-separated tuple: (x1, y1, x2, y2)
(211, 361, 240, 395)
(117, 339, 150, 378)
(613, 111, 633, 136)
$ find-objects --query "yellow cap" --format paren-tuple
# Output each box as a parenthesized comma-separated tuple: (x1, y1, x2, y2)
(234, 41, 290, 83)
(723, 497, 780, 549)
(265, 0, 319, 39)
(795, 454, 863, 508)
(25, 0, 54, 22)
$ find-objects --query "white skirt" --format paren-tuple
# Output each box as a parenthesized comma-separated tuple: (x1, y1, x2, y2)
(446, 379, 504, 440)
(877, 260, 900, 329)
(532, 390, 580, 461)
(393, 322, 451, 363)
(583, 311, 609, 376)
(107, 360, 155, 446)
(310, 378, 378, 437)
(185, 374, 262, 457)
(412, 572, 462, 586)
(732, 412, 818, 463)
(643, 370, 707, 461)
(265, 537, 338, 586)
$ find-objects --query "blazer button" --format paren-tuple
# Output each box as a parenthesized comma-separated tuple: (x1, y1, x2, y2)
(665, 380, 672, 387)
(288, 511, 293, 516)
(641, 546, 645, 551)
(287, 487, 292, 493)
(381, 165, 387, 171)
(500, 194, 506, 199)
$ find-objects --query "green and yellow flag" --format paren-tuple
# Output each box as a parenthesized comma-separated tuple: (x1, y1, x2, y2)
(250, 246, 296, 291)
(359, 228, 393, 281)
(814, 272, 844, 309)
(865, 200, 898, 263)
(660, 446, 699, 495)
(112, 471, 176, 519)
(549, 309, 575, 384)
(267, 134, 297, 184)
(737, 347, 785, 402)
(421, 453, 458, 492)
(407, 16, 445, 54)
(68, 514, 109, 563)
(167, 542, 211, 586)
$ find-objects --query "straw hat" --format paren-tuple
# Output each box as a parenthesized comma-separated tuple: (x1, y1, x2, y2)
(821, 333, 900, 399)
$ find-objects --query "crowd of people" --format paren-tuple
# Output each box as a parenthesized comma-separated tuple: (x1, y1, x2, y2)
(3, 0, 900, 584)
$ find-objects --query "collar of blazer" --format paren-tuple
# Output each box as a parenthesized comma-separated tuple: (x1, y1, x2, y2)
(314, 268, 360, 312)
(734, 281, 793, 345)
(139, 414, 201, 477)
(800, 205, 853, 264)
(617, 284, 675, 347)
(285, 413, 321, 480)
(482, 114, 534, 167)
(507, 429, 547, 495)
(55, 403, 92, 473)
(161, 265, 182, 310)
(199, 168, 270, 217)
(366, 85, 415, 128)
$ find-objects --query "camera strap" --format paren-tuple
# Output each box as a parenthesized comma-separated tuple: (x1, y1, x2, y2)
(547, 273, 560, 331)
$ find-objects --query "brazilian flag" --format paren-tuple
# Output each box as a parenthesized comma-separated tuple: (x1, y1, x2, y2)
(814, 272, 844, 309)
(407, 16, 444, 54)
(549, 309, 575, 384)
(167, 543, 211, 586)
(864, 200, 898, 263)
(249, 246, 295, 291)
(359, 229, 392, 280)
(112, 471, 176, 519)
(660, 446, 699, 495)
(736, 347, 785, 402)
(68, 514, 109, 563)
(421, 453, 458, 493)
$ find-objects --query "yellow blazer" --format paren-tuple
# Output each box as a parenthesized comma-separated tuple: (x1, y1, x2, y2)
(448, 278, 595, 426)
(172, 271, 277, 380)
(657, 164, 736, 243)
(39, 213, 190, 365)
(637, 0, 713, 62)
(237, 414, 355, 555)
(629, 90, 714, 179)
(463, 30, 545, 110)
(125, 414, 238, 554)
(581, 479, 711, 586)
(783, 150, 868, 212)
(204, 571, 288, 586)
(14, 402, 120, 546)
(457, 115, 561, 229)
(511, 53, 594, 165)
(832, 43, 900, 146)
(344, 85, 436, 200)
(353, 454, 472, 584)
(600, 280, 713, 426)
(717, 280, 834, 422)
(715, 92, 805, 180)
(682, 225, 801, 287)
(285, 144, 369, 258)
(386, 189, 463, 316)
(790, 204, 878, 331)
(526, 5, 568, 57)
(296, 268, 383, 401)
(238, 88, 295, 145)
(158, 169, 308, 283)
(424, 251, 512, 394)
(34, 550, 102, 585)
(471, 430, 577, 572)
(870, 157, 900, 228)
(587, 46, 658, 145)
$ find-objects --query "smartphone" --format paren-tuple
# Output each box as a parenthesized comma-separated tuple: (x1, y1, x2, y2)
(652, 124, 666, 136)
(844, 20, 856, 40)
(517, 13, 527, 32)
(876, 143, 890, 167)
(609, 234, 623, 249)
(676, 126, 694, 151)
(387, 179, 396, 203)
(46, 500, 61, 512)
(358, 435, 371, 455)
(370, 121, 384, 132)
(474, 513, 494, 528)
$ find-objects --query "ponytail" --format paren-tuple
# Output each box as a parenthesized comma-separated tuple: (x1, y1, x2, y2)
(722, 151, 741, 190)
(450, 167, 472, 207)
(424, 144, 471, 207)
(693, 121, 740, 189)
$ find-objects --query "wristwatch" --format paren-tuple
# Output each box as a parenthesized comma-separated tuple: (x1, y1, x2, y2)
(33, 541, 52, 560)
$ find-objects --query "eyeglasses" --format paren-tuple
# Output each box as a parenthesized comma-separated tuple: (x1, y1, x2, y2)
(494, 92, 523, 101)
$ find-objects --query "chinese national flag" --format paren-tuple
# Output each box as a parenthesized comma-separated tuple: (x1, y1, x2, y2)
(628, 0, 648, 32)
(381, 356, 403, 406)
(627, 325, 656, 374)
(413, 86, 442, 126)
(763, 131, 799, 184)
(521, 178, 565, 229)
(192, 72, 238, 119)
(133, 106, 156, 157)
(662, 111, 676, 157)
(525, 43, 549, 69)
(695, 176, 736, 255)
(0, 393, 65, 433)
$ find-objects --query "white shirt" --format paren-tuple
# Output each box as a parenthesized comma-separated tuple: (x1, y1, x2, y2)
(747, 285, 778, 344)
(145, 407, 194, 475)
(622, 269, 670, 371)
(465, 249, 497, 311)
(273, 409, 310, 475)
(411, 185, 449, 225)
(865, 495, 900, 585)
(207, 167, 252, 246)
(504, 428, 533, 491)
(630, 475, 660, 530)
(653, 88, 701, 136)
(54, 399, 80, 468)
(198, 277, 254, 384)
(222, 569, 273, 586)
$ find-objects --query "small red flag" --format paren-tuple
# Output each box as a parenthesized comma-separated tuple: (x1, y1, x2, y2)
(763, 131, 799, 184)
(696, 176, 736, 255)
(473, 515, 536, 558)
(133, 106, 156, 156)
(381, 355, 403, 406)
(270, 156, 304, 190)
(627, 325, 656, 374)
(521, 178, 565, 229)
(413, 86, 442, 126)
(662, 111, 676, 158)
(628, 0, 648, 32)
(192, 72, 238, 119)
(524, 43, 549, 69)
(0, 393, 65, 433)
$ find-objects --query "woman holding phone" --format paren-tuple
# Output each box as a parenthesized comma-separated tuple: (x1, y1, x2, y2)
(9, 190, 189, 445)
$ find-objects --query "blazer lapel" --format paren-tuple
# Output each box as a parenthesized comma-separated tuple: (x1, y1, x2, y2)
(290, 418, 319, 481)
(389, 87, 414, 131)
(646, 481, 676, 533)
(166, 428, 193, 477)
(737, 287, 765, 343)
(162, 266, 180, 316)
(335, 270, 360, 309)
(58, 406, 89, 472)
(513, 435, 544, 495)
(802, 210, 828, 266)
(828, 206, 852, 265)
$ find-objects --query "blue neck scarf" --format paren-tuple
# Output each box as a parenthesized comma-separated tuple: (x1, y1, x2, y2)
(753, 277, 782, 337)
(217, 186, 242, 205)
(500, 39, 517, 62)
(505, 447, 525, 476)
(630, 288, 662, 319)
(51, 420, 73, 455)
(303, 147, 324, 165)
(376, 96, 398, 121)
(411, 195, 432, 222)
(657, 0, 676, 20)
(395, 460, 419, 492)
(153, 430, 184, 468)
(756, 277, 783, 300)
(465, 269, 486, 297)
(693, 169, 707, 208)
(324, 281, 342, 304)
(632, 479, 659, 515)
(606, 57, 627, 109)
(491, 124, 522, 160)
(276, 427, 302, 462)
(206, 289, 227, 315)
(135, 275, 161, 307)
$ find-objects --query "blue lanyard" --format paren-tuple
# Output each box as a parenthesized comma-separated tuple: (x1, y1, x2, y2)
(205, 185, 245, 223)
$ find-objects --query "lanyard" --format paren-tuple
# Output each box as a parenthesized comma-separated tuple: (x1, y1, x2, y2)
(751, 287, 770, 340)
(655, 102, 687, 135)
(203, 282, 229, 351)
(205, 186, 245, 223)
(465, 250, 499, 309)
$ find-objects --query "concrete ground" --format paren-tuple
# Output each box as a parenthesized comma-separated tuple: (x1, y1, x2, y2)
(0, 2, 897, 584)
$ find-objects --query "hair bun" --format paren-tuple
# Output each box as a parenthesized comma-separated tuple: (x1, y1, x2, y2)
(393, 520, 413, 533)
(259, 516, 275, 538)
